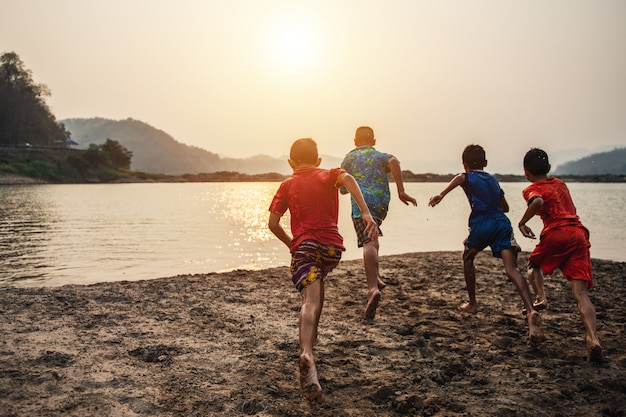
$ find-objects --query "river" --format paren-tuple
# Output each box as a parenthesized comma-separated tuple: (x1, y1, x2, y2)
(1, 182, 624, 287)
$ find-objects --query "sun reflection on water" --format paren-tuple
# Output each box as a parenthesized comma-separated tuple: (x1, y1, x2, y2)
(197, 182, 288, 243)
(1, 182, 623, 287)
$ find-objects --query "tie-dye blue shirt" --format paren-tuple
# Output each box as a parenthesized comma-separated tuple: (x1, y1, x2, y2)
(341, 146, 393, 221)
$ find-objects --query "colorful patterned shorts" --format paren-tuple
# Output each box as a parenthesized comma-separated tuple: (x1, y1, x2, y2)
(290, 240, 342, 292)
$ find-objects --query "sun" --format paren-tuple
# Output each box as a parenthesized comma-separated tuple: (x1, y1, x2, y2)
(264, 12, 323, 76)
(271, 23, 315, 68)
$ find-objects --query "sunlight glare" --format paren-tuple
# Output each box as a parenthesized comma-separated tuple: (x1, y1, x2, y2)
(265, 12, 323, 76)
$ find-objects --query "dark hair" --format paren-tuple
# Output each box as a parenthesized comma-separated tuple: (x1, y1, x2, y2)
(462, 144, 486, 169)
(290, 138, 318, 165)
(523, 148, 551, 176)
(355, 126, 375, 145)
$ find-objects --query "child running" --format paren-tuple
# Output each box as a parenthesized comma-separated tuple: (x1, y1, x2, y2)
(341, 126, 417, 319)
(428, 144, 544, 345)
(518, 148, 603, 363)
(268, 138, 379, 404)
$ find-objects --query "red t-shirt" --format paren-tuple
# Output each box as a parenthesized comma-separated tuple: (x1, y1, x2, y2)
(522, 177, 582, 236)
(269, 167, 345, 252)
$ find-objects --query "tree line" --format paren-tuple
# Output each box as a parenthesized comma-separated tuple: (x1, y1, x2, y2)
(0, 51, 70, 147)
(0, 51, 134, 181)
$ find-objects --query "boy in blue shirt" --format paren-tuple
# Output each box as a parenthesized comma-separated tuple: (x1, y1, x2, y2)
(429, 144, 544, 345)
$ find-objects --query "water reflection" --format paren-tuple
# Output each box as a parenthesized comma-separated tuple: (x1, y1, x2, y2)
(0, 186, 56, 282)
(0, 182, 624, 287)
(0, 183, 292, 287)
(199, 182, 284, 243)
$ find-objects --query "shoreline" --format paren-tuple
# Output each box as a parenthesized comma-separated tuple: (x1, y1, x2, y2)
(3, 172, 626, 186)
(1, 251, 625, 416)
(0, 174, 49, 185)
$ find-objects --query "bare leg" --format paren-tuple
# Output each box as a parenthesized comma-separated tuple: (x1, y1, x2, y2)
(528, 266, 548, 309)
(299, 279, 325, 403)
(460, 248, 478, 314)
(377, 277, 386, 290)
(363, 240, 382, 319)
(501, 249, 545, 345)
(571, 279, 603, 363)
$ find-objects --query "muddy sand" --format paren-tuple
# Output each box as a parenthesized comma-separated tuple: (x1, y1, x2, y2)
(1, 251, 625, 417)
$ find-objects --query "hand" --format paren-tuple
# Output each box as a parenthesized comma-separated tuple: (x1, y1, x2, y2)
(399, 191, 417, 206)
(428, 195, 442, 207)
(519, 224, 536, 239)
(362, 214, 379, 241)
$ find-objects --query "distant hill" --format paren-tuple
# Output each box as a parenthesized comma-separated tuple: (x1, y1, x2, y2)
(61, 118, 344, 175)
(61, 118, 293, 175)
(554, 147, 626, 175)
(62, 117, 624, 178)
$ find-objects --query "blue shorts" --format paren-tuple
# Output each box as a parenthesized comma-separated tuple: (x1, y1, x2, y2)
(290, 240, 342, 292)
(465, 216, 518, 258)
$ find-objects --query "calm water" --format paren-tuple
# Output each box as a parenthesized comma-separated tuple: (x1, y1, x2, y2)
(1, 182, 624, 287)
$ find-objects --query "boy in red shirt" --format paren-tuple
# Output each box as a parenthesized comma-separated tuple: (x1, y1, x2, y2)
(268, 138, 378, 404)
(518, 148, 602, 363)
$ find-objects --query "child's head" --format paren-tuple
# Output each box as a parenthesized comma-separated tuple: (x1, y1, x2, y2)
(523, 148, 551, 176)
(289, 138, 319, 168)
(462, 144, 487, 170)
(354, 126, 376, 146)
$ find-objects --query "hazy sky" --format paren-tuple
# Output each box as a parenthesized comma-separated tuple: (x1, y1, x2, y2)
(2, 0, 625, 173)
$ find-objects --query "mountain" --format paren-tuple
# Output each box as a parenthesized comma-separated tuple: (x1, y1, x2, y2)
(61, 118, 345, 175)
(62, 117, 623, 177)
(553, 147, 626, 175)
(61, 118, 292, 175)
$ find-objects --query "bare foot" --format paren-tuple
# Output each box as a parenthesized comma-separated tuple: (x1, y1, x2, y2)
(459, 302, 478, 314)
(533, 298, 548, 311)
(365, 289, 381, 319)
(527, 310, 545, 347)
(377, 278, 386, 290)
(522, 299, 549, 316)
(587, 339, 603, 364)
(299, 354, 323, 404)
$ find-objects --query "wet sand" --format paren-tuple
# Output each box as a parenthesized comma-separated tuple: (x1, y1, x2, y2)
(1, 251, 625, 416)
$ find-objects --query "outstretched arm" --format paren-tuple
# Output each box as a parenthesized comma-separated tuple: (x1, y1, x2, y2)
(268, 211, 293, 248)
(337, 172, 379, 241)
(429, 173, 465, 207)
(389, 157, 417, 206)
(518, 197, 543, 239)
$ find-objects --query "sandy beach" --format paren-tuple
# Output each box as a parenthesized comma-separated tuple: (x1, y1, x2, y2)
(1, 251, 625, 417)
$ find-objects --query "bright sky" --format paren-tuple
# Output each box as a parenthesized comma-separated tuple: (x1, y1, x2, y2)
(2, 0, 625, 173)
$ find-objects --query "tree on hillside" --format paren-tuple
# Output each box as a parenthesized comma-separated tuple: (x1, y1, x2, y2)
(102, 138, 133, 169)
(0, 51, 69, 147)
(67, 139, 133, 173)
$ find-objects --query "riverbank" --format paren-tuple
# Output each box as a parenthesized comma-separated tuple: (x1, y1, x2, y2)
(1, 251, 624, 416)
(2, 169, 626, 185)
(0, 173, 49, 185)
